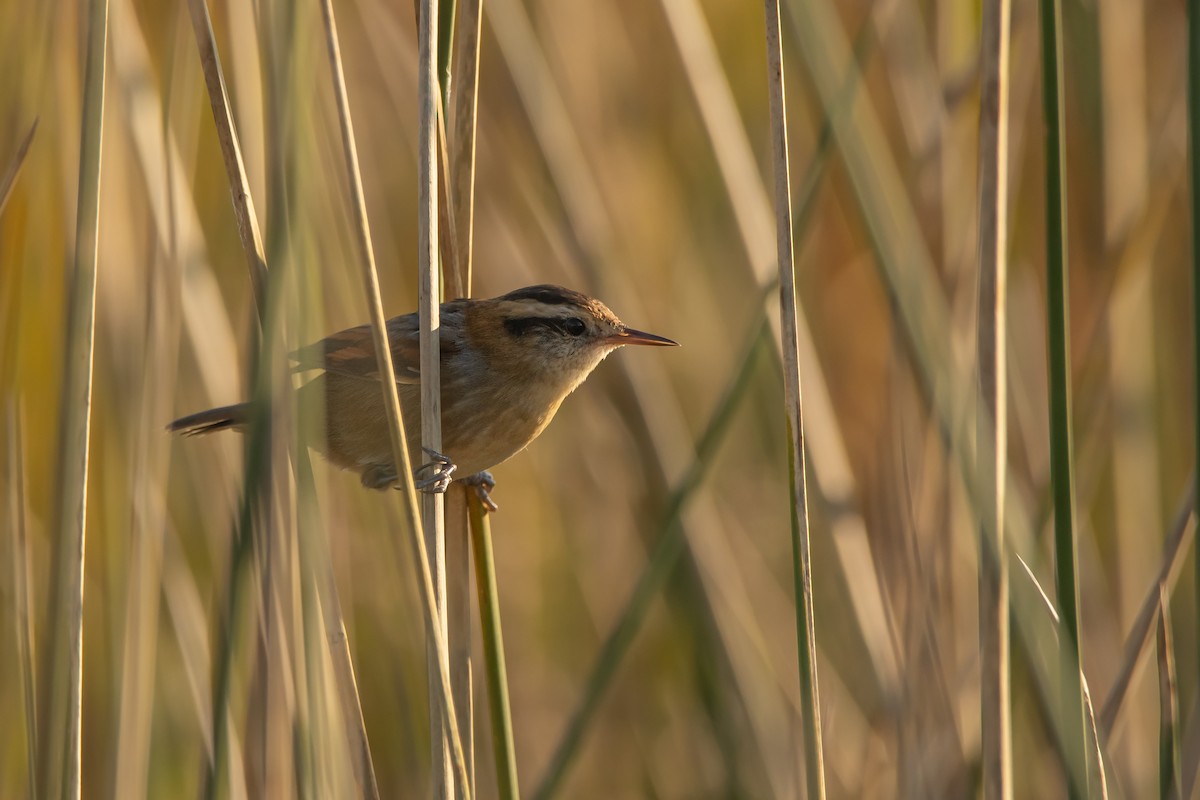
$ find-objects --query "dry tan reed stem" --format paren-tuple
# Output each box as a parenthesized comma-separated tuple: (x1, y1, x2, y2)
(451, 0, 482, 294)
(184, 0, 267, 317)
(8, 404, 37, 800)
(418, 0, 451, 796)
(975, 0, 1013, 796)
(39, 1, 107, 798)
(447, 1, 484, 791)
(317, 0, 469, 796)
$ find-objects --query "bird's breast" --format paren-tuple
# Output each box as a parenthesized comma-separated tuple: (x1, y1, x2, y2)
(440, 368, 569, 476)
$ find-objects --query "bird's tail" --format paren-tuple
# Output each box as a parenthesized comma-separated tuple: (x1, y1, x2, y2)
(168, 403, 250, 436)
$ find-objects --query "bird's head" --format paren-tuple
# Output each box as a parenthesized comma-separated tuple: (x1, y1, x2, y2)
(473, 284, 677, 388)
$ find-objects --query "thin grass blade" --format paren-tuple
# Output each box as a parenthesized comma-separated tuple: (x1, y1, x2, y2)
(1100, 482, 1195, 737)
(763, 0, 824, 795)
(1188, 0, 1200, 722)
(469, 495, 519, 800)
(0, 120, 37, 218)
(1038, 1, 1087, 794)
(1158, 588, 1181, 799)
(976, 0, 1013, 796)
(36, 1, 107, 797)
(8, 403, 37, 800)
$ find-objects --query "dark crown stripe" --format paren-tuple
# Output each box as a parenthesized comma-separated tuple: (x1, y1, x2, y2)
(501, 284, 589, 308)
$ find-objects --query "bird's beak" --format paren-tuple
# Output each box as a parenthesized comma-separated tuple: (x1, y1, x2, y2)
(611, 327, 679, 347)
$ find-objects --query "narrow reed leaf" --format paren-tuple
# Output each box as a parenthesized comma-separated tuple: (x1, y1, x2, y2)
(1176, 695, 1200, 797)
(298, 452, 382, 800)
(532, 311, 770, 800)
(184, 2, 281, 793)
(450, 0, 482, 295)
(1188, 0, 1200, 713)
(436, 107, 464, 299)
(976, 0, 1013, 796)
(446, 491, 475, 798)
(469, 495, 520, 800)
(448, 3, 484, 792)
(202, 372, 278, 800)
(443, 1, 483, 792)
(762, 0, 824, 795)
(1082, 679, 1110, 799)
(1157, 589, 1181, 799)
(1038, 1, 1087, 794)
(8, 404, 37, 800)
(0, 120, 36, 217)
(1100, 483, 1195, 736)
(37, 1, 106, 798)
(317, 0, 471, 795)
(438, 0, 457, 116)
(184, 0, 268, 317)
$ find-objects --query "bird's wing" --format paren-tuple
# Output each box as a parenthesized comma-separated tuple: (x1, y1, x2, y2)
(290, 307, 464, 384)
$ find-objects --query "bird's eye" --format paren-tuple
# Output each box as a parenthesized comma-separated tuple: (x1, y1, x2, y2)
(562, 318, 586, 336)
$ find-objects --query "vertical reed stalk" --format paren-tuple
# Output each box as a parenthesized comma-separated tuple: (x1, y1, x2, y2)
(1157, 588, 1181, 799)
(317, 0, 469, 795)
(185, 2, 277, 794)
(1038, 0, 1087, 795)
(37, 1, 107, 797)
(469, 496, 519, 800)
(976, 0, 1013, 796)
(763, 0, 824, 796)
(445, 491, 474, 796)
(8, 403, 37, 800)
(438, 0, 457, 114)
(418, 0, 451, 796)
(451, 0, 482, 292)
(446, 0, 484, 790)
(184, 0, 267, 318)
(1188, 0, 1200, 708)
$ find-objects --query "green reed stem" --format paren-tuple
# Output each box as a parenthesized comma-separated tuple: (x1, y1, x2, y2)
(468, 496, 520, 800)
(763, 0, 824, 794)
(1038, 1, 1087, 796)
(1188, 0, 1200, 729)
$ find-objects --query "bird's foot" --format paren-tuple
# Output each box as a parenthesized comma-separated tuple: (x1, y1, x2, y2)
(414, 447, 457, 494)
(462, 471, 498, 513)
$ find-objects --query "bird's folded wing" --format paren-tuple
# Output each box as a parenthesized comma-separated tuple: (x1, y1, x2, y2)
(290, 314, 422, 384)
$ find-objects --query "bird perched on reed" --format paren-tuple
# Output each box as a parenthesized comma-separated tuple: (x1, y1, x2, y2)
(169, 285, 677, 506)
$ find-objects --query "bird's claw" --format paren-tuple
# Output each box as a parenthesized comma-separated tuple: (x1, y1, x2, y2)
(414, 447, 457, 494)
(463, 470, 498, 513)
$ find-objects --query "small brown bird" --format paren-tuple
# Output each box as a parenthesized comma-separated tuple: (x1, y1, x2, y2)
(170, 285, 677, 501)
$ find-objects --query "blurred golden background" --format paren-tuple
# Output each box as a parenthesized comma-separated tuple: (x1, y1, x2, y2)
(1, 0, 1196, 797)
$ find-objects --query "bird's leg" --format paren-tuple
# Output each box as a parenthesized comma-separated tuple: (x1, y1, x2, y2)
(414, 447, 457, 494)
(462, 470, 498, 513)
